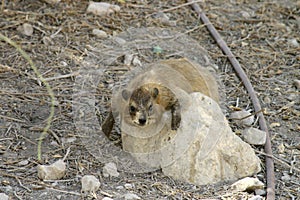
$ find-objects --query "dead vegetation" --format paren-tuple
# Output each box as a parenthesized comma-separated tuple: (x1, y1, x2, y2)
(0, 0, 299, 199)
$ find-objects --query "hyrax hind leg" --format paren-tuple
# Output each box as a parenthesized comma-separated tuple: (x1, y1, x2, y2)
(101, 110, 115, 137)
(171, 99, 181, 130)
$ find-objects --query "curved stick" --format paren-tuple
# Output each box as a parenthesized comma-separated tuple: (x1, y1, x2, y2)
(188, 2, 275, 199)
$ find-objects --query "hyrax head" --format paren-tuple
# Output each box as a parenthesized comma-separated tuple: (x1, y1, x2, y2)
(122, 86, 159, 127)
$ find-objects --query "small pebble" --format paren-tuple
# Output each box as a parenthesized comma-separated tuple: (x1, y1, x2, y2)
(0, 193, 9, 200)
(240, 10, 251, 18)
(18, 159, 29, 166)
(270, 122, 280, 128)
(81, 175, 101, 193)
(281, 172, 291, 181)
(116, 185, 124, 190)
(42, 36, 54, 45)
(124, 193, 141, 200)
(92, 29, 108, 39)
(114, 37, 126, 45)
(289, 38, 299, 47)
(242, 127, 266, 145)
(17, 23, 34, 36)
(37, 159, 66, 180)
(230, 110, 254, 127)
(44, 0, 61, 4)
(124, 183, 134, 190)
(87, 2, 120, 16)
(103, 162, 119, 178)
(249, 195, 263, 200)
(255, 189, 266, 196)
(294, 80, 300, 90)
(102, 197, 114, 200)
(231, 177, 264, 192)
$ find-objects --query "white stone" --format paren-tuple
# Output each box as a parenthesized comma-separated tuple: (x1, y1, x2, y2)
(87, 2, 120, 16)
(0, 193, 9, 200)
(114, 37, 126, 45)
(231, 177, 264, 192)
(92, 29, 108, 39)
(102, 197, 114, 200)
(81, 175, 101, 193)
(44, 0, 61, 4)
(289, 38, 299, 47)
(124, 193, 141, 200)
(17, 23, 34, 36)
(255, 189, 266, 196)
(37, 159, 66, 180)
(242, 127, 266, 145)
(294, 80, 300, 90)
(122, 92, 261, 186)
(103, 162, 119, 178)
(124, 183, 134, 190)
(249, 196, 263, 200)
(230, 110, 254, 127)
(18, 159, 29, 166)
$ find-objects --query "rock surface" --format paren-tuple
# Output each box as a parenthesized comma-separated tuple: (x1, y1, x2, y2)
(122, 92, 261, 186)
(242, 127, 266, 145)
(103, 162, 119, 178)
(230, 110, 254, 127)
(81, 175, 101, 193)
(87, 2, 120, 16)
(37, 159, 66, 180)
(231, 177, 264, 192)
(0, 193, 9, 200)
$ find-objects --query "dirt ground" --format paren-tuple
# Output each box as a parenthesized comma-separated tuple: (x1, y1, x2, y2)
(0, 0, 299, 199)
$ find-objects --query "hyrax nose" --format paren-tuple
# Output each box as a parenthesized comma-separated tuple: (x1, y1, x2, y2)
(138, 118, 146, 125)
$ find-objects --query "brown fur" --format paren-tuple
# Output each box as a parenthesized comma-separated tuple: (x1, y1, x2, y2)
(101, 58, 219, 137)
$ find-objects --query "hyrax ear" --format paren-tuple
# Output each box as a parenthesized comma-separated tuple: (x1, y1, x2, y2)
(121, 89, 130, 101)
(151, 88, 159, 99)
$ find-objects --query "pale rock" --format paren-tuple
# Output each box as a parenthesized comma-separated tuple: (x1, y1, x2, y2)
(124, 183, 134, 190)
(122, 92, 261, 186)
(102, 197, 114, 200)
(42, 36, 54, 45)
(153, 12, 176, 27)
(18, 159, 29, 166)
(249, 195, 263, 200)
(240, 10, 251, 18)
(0, 193, 9, 200)
(294, 80, 300, 90)
(37, 159, 66, 180)
(124, 54, 134, 66)
(231, 177, 264, 192)
(61, 137, 76, 144)
(116, 185, 124, 190)
(289, 38, 299, 47)
(87, 2, 120, 16)
(230, 110, 254, 127)
(281, 172, 291, 181)
(242, 127, 266, 145)
(92, 29, 108, 39)
(114, 37, 126, 45)
(132, 56, 142, 67)
(43, 0, 61, 4)
(17, 23, 34, 36)
(103, 162, 119, 178)
(124, 193, 141, 200)
(81, 175, 101, 193)
(255, 189, 266, 196)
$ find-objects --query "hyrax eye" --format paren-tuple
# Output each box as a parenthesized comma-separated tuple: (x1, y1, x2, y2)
(148, 104, 153, 112)
(130, 106, 136, 113)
